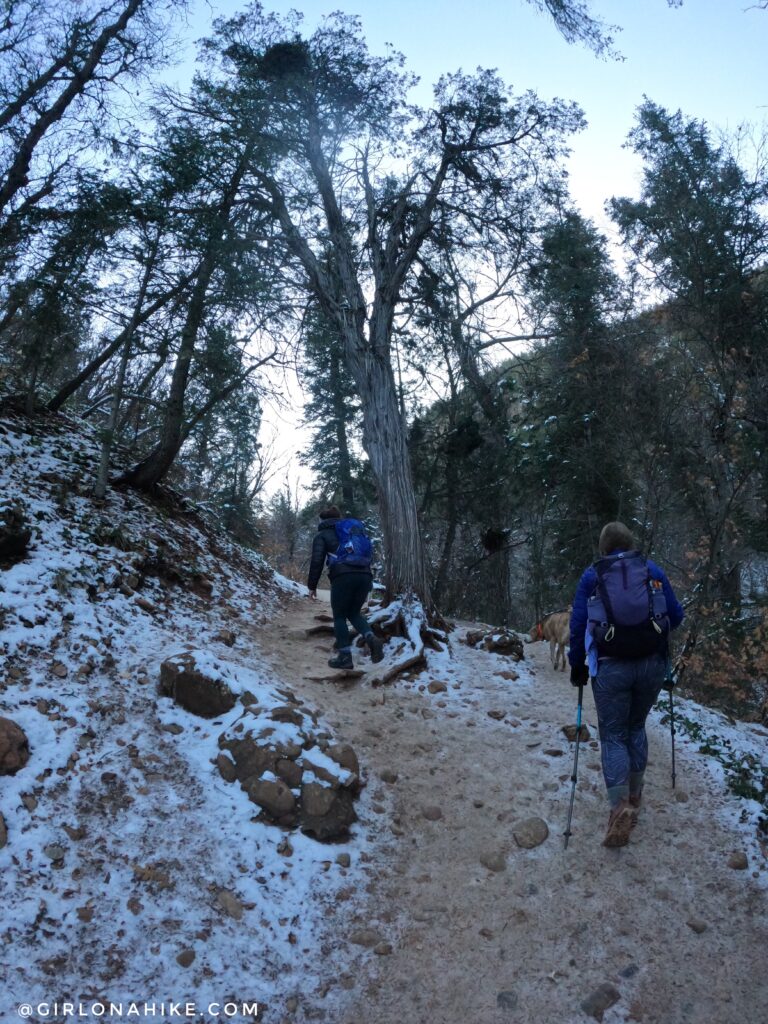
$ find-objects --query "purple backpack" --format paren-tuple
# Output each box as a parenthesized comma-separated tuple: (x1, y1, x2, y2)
(588, 551, 670, 659)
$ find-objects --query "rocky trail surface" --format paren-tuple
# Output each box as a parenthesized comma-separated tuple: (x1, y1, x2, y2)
(252, 592, 768, 1024)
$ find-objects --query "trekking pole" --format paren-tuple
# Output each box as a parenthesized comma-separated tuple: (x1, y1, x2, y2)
(564, 684, 584, 849)
(668, 681, 677, 790)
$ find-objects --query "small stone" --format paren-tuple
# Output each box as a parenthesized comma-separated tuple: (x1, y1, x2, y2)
(21, 793, 37, 811)
(161, 723, 184, 735)
(427, 680, 447, 694)
(135, 597, 156, 613)
(487, 709, 506, 721)
(513, 817, 549, 849)
(76, 904, 94, 923)
(176, 949, 196, 968)
(422, 805, 443, 821)
(62, 823, 87, 842)
(727, 851, 748, 870)
(0, 814, 7, 848)
(380, 769, 398, 784)
(216, 889, 244, 921)
(674, 790, 689, 803)
(480, 851, 506, 873)
(51, 662, 68, 678)
(543, 748, 565, 757)
(285, 997, 298, 1013)
(687, 919, 707, 934)
(374, 942, 393, 955)
(349, 928, 383, 948)
(336, 853, 351, 868)
(497, 991, 518, 1011)
(562, 724, 591, 742)
(580, 982, 620, 1021)
(44, 843, 66, 862)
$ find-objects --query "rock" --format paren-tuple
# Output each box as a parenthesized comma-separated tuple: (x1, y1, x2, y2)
(21, 792, 37, 811)
(728, 850, 748, 870)
(161, 722, 184, 735)
(674, 790, 689, 803)
(543, 748, 565, 757)
(349, 928, 383, 948)
(422, 805, 443, 821)
(480, 850, 507, 872)
(496, 670, 519, 681)
(0, 717, 30, 775)
(0, 813, 7, 848)
(687, 918, 708, 934)
(135, 596, 157, 613)
(513, 817, 549, 849)
(580, 982, 620, 1021)
(487, 709, 506, 721)
(216, 889, 244, 921)
(216, 752, 238, 783)
(44, 843, 66, 862)
(374, 942, 393, 955)
(562, 724, 591, 742)
(380, 769, 398, 784)
(159, 652, 237, 718)
(497, 991, 518, 1011)
(51, 662, 68, 678)
(336, 853, 351, 868)
(176, 949, 196, 968)
(215, 629, 237, 647)
(246, 777, 297, 820)
(62, 823, 86, 841)
(427, 680, 447, 694)
(299, 782, 356, 840)
(275, 757, 303, 788)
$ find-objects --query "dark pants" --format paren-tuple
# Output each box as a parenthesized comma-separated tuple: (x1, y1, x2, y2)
(592, 652, 666, 805)
(330, 573, 372, 650)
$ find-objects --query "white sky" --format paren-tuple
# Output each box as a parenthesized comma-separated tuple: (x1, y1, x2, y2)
(170, 0, 768, 497)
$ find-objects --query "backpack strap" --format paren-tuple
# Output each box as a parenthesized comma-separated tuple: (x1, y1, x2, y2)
(594, 559, 617, 623)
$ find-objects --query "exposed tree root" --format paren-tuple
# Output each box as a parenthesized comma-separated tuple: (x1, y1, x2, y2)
(365, 596, 450, 685)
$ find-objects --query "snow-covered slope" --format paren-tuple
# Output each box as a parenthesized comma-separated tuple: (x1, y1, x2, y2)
(0, 411, 361, 1022)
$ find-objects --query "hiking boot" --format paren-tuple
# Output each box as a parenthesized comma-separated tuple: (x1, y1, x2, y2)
(328, 650, 353, 671)
(366, 633, 384, 664)
(602, 800, 634, 848)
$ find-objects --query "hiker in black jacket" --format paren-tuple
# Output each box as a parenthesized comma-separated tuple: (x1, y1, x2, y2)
(307, 505, 384, 670)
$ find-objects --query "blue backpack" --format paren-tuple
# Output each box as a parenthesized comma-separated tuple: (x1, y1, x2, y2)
(587, 551, 670, 659)
(327, 518, 373, 569)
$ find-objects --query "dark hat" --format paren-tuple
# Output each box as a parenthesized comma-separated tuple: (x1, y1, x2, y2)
(319, 505, 341, 519)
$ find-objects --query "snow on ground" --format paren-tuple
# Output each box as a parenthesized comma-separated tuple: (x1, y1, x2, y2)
(0, 413, 368, 1023)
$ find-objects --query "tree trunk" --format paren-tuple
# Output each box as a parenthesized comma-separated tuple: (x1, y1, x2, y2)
(118, 255, 214, 490)
(342, 324, 432, 606)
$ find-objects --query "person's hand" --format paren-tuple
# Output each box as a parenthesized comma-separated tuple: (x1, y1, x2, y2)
(570, 663, 589, 687)
(308, 589, 317, 601)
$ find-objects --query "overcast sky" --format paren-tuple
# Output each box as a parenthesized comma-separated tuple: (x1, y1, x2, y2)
(172, 0, 767, 499)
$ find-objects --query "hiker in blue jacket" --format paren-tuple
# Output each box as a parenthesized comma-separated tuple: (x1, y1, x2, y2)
(569, 521, 684, 847)
(307, 505, 384, 670)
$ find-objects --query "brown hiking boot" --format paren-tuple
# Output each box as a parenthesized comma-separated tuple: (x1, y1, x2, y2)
(603, 800, 634, 848)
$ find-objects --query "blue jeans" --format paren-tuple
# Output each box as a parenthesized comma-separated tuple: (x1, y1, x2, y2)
(592, 652, 666, 805)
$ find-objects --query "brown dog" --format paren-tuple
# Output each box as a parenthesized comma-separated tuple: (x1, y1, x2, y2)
(529, 608, 571, 671)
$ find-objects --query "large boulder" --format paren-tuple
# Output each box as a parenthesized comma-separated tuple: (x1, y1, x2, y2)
(159, 652, 237, 718)
(0, 717, 30, 775)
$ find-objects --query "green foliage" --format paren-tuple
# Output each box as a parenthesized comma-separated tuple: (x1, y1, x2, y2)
(657, 696, 768, 833)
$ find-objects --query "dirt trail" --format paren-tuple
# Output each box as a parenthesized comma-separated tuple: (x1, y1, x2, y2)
(250, 593, 767, 1024)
